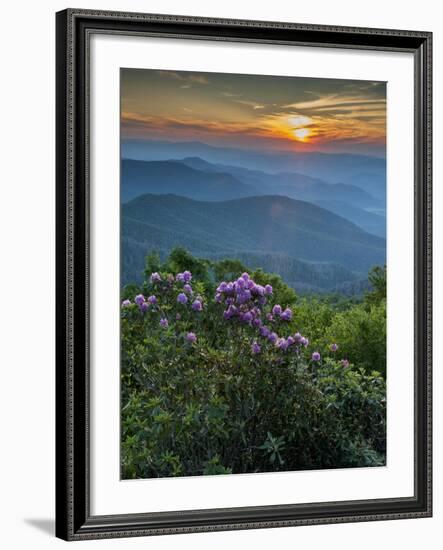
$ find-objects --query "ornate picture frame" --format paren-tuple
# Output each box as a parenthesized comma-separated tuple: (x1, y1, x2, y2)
(55, 9, 432, 540)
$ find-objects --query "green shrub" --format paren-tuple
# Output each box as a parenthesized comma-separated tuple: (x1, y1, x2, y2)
(324, 302, 386, 377)
(120, 255, 386, 479)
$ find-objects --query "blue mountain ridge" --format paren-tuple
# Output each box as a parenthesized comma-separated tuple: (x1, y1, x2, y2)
(121, 193, 385, 293)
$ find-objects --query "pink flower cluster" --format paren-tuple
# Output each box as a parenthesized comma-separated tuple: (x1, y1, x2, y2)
(215, 272, 315, 356)
(121, 270, 346, 365)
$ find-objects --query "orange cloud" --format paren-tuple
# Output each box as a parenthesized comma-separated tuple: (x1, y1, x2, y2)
(122, 89, 386, 152)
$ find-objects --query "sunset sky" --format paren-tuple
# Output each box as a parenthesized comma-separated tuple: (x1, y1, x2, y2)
(121, 68, 386, 157)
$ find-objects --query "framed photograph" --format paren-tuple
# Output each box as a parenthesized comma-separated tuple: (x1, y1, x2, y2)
(55, 9, 432, 541)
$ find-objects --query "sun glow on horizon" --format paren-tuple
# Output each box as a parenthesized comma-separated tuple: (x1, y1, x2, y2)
(121, 69, 386, 154)
(286, 114, 314, 142)
(293, 127, 312, 141)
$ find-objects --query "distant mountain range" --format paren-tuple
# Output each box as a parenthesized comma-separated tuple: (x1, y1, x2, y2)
(121, 159, 255, 202)
(121, 157, 385, 236)
(122, 138, 386, 197)
(177, 157, 382, 209)
(122, 194, 386, 292)
(120, 140, 386, 294)
(312, 200, 385, 238)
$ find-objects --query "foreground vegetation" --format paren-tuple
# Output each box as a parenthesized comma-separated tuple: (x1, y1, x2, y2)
(121, 248, 386, 479)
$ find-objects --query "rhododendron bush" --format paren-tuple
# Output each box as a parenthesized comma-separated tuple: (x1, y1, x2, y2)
(121, 249, 386, 479)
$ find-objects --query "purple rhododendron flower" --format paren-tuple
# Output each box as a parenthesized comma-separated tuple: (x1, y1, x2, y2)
(280, 308, 293, 321)
(311, 351, 321, 361)
(236, 289, 251, 304)
(186, 332, 197, 343)
(251, 341, 261, 354)
(147, 295, 157, 305)
(242, 311, 253, 323)
(235, 277, 246, 290)
(134, 294, 145, 306)
(246, 278, 255, 290)
(253, 284, 265, 296)
(176, 273, 185, 282)
(281, 339, 290, 350)
(121, 299, 131, 308)
(276, 337, 289, 350)
(177, 293, 188, 304)
(150, 272, 161, 283)
(192, 299, 203, 312)
(183, 271, 192, 283)
(214, 275, 306, 355)
(330, 343, 338, 352)
(341, 359, 350, 368)
(140, 302, 149, 313)
(301, 336, 309, 347)
(223, 304, 238, 320)
(159, 318, 168, 328)
(183, 284, 193, 294)
(217, 282, 228, 293)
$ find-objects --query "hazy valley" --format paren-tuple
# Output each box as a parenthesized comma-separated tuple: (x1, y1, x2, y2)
(121, 142, 386, 294)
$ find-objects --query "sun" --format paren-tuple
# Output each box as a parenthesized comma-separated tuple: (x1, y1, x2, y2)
(293, 127, 311, 142)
